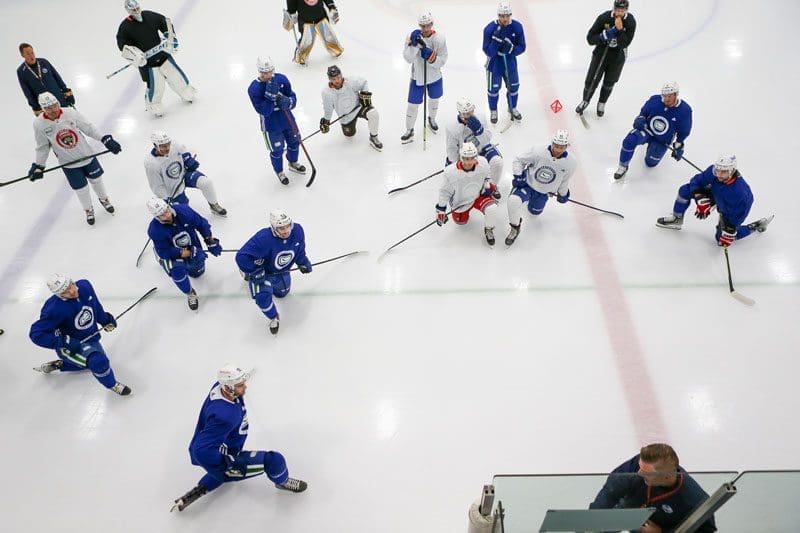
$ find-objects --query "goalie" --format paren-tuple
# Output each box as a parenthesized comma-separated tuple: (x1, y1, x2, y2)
(284, 0, 343, 66)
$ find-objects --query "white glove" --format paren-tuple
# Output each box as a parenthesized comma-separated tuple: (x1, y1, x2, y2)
(330, 7, 340, 24)
(122, 45, 147, 67)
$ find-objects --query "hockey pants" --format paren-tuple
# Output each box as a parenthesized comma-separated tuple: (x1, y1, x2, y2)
(262, 127, 300, 174)
(508, 185, 551, 224)
(248, 273, 291, 320)
(54, 339, 117, 389)
(619, 129, 669, 167)
(62, 159, 109, 211)
(341, 107, 379, 137)
(486, 58, 519, 111)
(295, 20, 343, 64)
(196, 450, 289, 492)
(170, 171, 219, 206)
(159, 255, 206, 294)
(405, 79, 442, 130)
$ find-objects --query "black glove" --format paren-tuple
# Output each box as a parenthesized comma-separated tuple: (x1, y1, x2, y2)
(101, 135, 122, 154)
(28, 163, 45, 182)
(63, 88, 75, 106)
(204, 236, 222, 256)
(671, 142, 685, 161)
(298, 262, 312, 274)
(359, 91, 373, 109)
(319, 117, 330, 134)
(102, 313, 118, 332)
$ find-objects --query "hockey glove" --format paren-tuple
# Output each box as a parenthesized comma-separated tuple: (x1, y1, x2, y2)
(298, 262, 312, 274)
(102, 313, 118, 333)
(492, 24, 503, 39)
(58, 335, 83, 354)
(264, 81, 280, 102)
(512, 174, 527, 189)
(436, 204, 448, 226)
(319, 118, 331, 134)
(557, 190, 571, 203)
(245, 268, 267, 283)
(632, 116, 647, 131)
(409, 29, 423, 45)
(101, 135, 122, 154)
(694, 197, 714, 219)
(223, 454, 246, 479)
(171, 37, 180, 53)
(500, 38, 514, 55)
(464, 115, 483, 135)
(63, 89, 75, 106)
(480, 179, 496, 198)
(204, 237, 222, 257)
(182, 152, 200, 172)
(671, 141, 685, 161)
(601, 28, 619, 42)
(358, 91, 373, 109)
(278, 94, 293, 110)
(329, 7, 340, 24)
(420, 47, 434, 61)
(28, 163, 45, 182)
(718, 229, 736, 247)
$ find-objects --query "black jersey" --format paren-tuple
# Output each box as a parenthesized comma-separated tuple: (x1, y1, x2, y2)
(286, 0, 336, 25)
(586, 10, 637, 58)
(116, 10, 170, 67)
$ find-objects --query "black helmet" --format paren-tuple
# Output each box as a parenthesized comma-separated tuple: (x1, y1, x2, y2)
(327, 65, 342, 79)
(614, 0, 630, 8)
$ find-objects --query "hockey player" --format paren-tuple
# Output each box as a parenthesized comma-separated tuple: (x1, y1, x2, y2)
(320, 65, 383, 151)
(576, 0, 636, 117)
(146, 198, 222, 311)
(235, 211, 312, 335)
(400, 12, 448, 143)
(116, 0, 197, 117)
(436, 143, 500, 246)
(27, 92, 121, 226)
(247, 57, 306, 186)
(482, 1, 526, 124)
(284, 0, 342, 66)
(656, 154, 774, 246)
(29, 274, 131, 396)
(145, 131, 227, 216)
(171, 364, 307, 512)
(613, 82, 692, 180)
(446, 97, 504, 186)
(17, 43, 74, 115)
(505, 130, 577, 246)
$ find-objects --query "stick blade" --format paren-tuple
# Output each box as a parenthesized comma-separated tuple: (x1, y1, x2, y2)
(305, 166, 317, 187)
(578, 113, 590, 130)
(731, 290, 755, 306)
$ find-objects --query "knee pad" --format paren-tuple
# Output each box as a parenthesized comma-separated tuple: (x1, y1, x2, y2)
(188, 264, 206, 278)
(341, 120, 356, 137)
(622, 132, 643, 152)
(168, 260, 189, 281)
(264, 451, 288, 483)
(86, 351, 111, 377)
(270, 273, 291, 298)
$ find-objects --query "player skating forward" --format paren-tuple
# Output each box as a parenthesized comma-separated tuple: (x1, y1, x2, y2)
(146, 198, 222, 311)
(446, 97, 503, 185)
(320, 65, 382, 151)
(28, 92, 121, 226)
(145, 131, 227, 216)
(29, 274, 131, 396)
(235, 211, 312, 335)
(171, 364, 307, 512)
(505, 130, 576, 246)
(116, 0, 197, 117)
(436, 143, 500, 246)
(613, 82, 692, 180)
(248, 57, 306, 186)
(656, 154, 773, 246)
(400, 11, 448, 143)
(482, 1, 526, 124)
(576, 0, 636, 117)
(284, 0, 342, 65)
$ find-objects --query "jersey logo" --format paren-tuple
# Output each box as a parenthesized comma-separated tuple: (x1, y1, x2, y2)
(55, 128, 80, 149)
(661, 504, 673, 514)
(172, 231, 192, 248)
(166, 161, 183, 179)
(648, 116, 670, 135)
(239, 408, 249, 435)
(275, 250, 295, 270)
(74, 305, 94, 330)
(254, 258, 265, 266)
(534, 165, 558, 184)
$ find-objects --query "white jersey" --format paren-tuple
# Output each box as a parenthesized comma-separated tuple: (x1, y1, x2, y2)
(34, 108, 104, 168)
(322, 76, 368, 124)
(513, 145, 576, 197)
(144, 140, 190, 198)
(445, 113, 494, 165)
(402, 31, 448, 85)
(437, 156, 490, 212)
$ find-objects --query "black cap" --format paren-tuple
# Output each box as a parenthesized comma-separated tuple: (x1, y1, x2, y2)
(614, 0, 629, 8)
(327, 65, 341, 79)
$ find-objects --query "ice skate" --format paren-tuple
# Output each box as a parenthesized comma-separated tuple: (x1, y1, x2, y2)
(288, 161, 306, 174)
(85, 208, 95, 226)
(369, 134, 383, 152)
(510, 108, 522, 121)
(596, 102, 606, 117)
(276, 172, 290, 185)
(111, 382, 132, 396)
(490, 110, 498, 124)
(747, 214, 774, 233)
(209, 203, 228, 217)
(171, 485, 208, 512)
(35, 359, 64, 374)
(575, 100, 589, 115)
(505, 223, 521, 246)
(484, 227, 496, 246)
(275, 477, 307, 493)
(400, 129, 414, 144)
(99, 197, 115, 214)
(427, 116, 438, 133)
(613, 164, 628, 180)
(655, 214, 683, 230)
(269, 314, 280, 335)
(187, 288, 199, 311)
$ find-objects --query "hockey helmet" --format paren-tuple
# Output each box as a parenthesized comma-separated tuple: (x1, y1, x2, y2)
(713, 154, 737, 175)
(614, 0, 630, 9)
(459, 142, 479, 159)
(497, 1, 513, 16)
(38, 91, 59, 109)
(124, 0, 143, 21)
(418, 12, 434, 26)
(150, 130, 171, 146)
(147, 197, 170, 218)
(218, 364, 249, 390)
(456, 97, 475, 116)
(47, 273, 72, 295)
(327, 65, 342, 79)
(269, 210, 293, 234)
(256, 56, 275, 74)
(661, 81, 679, 96)
(552, 129, 570, 146)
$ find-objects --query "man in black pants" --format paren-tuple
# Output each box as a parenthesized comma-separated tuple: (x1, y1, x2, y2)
(575, 0, 636, 118)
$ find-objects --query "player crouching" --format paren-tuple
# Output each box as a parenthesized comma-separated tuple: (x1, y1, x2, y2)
(320, 65, 382, 151)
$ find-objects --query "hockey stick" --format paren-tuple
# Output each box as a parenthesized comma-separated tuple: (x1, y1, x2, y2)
(577, 46, 608, 129)
(302, 103, 361, 142)
(1, 149, 111, 188)
(553, 194, 624, 219)
(282, 110, 318, 187)
(388, 169, 444, 195)
(499, 54, 515, 134)
(662, 143, 704, 173)
(135, 175, 187, 267)
(423, 55, 428, 151)
(289, 250, 367, 271)
(723, 247, 755, 306)
(79, 287, 159, 344)
(378, 203, 471, 260)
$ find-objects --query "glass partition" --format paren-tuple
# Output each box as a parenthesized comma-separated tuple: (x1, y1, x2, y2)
(712, 470, 800, 532)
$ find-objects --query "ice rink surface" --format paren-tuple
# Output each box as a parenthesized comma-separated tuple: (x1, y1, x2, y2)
(1, 0, 798, 531)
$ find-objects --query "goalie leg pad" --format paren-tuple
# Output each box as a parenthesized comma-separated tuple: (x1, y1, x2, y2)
(316, 20, 342, 56)
(295, 24, 316, 64)
(161, 58, 196, 101)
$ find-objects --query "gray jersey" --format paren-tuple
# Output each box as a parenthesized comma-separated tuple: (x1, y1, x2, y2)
(445, 113, 493, 164)
(144, 140, 190, 198)
(34, 108, 103, 168)
(402, 31, 447, 85)
(513, 145, 576, 196)
(322, 76, 368, 124)
(438, 156, 491, 212)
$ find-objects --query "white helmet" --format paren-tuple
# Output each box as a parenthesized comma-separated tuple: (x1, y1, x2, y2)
(418, 12, 433, 26)
(459, 142, 479, 159)
(456, 97, 475, 116)
(257, 56, 275, 74)
(497, 1, 513, 15)
(713, 154, 737, 175)
(218, 364, 249, 390)
(150, 130, 171, 146)
(38, 91, 59, 108)
(552, 129, 570, 146)
(269, 210, 293, 233)
(661, 81, 679, 96)
(124, 0, 142, 21)
(147, 197, 169, 217)
(47, 273, 72, 295)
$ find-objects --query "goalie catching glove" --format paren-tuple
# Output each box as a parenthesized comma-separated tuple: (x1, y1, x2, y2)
(122, 45, 147, 67)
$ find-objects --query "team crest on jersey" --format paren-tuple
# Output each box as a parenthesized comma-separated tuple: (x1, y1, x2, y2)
(74, 306, 94, 330)
(172, 231, 192, 248)
(275, 250, 295, 269)
(239, 408, 249, 435)
(166, 161, 183, 179)
(534, 166, 558, 184)
(55, 128, 80, 149)
(661, 504, 673, 514)
(649, 116, 669, 135)
(254, 258, 265, 266)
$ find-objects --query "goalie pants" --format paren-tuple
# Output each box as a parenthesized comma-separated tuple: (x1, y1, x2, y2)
(53, 339, 118, 389)
(295, 20, 343, 64)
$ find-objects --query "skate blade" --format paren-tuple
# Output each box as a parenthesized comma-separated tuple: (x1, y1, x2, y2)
(654, 222, 682, 230)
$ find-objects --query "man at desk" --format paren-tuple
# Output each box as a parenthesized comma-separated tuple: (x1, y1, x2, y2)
(590, 443, 716, 532)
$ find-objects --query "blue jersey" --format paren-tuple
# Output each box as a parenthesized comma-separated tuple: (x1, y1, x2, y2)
(247, 73, 297, 133)
(189, 382, 249, 469)
(29, 279, 111, 348)
(688, 167, 753, 227)
(147, 203, 212, 260)
(482, 19, 526, 72)
(235, 224, 311, 275)
(637, 95, 693, 144)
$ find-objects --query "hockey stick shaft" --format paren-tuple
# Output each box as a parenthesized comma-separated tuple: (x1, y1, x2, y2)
(135, 176, 186, 267)
(106, 63, 131, 79)
(563, 196, 624, 218)
(81, 287, 158, 343)
(282, 110, 318, 187)
(662, 143, 704, 173)
(423, 57, 428, 151)
(587, 46, 608, 100)
(380, 203, 470, 259)
(107, 39, 172, 79)
(289, 250, 366, 271)
(723, 247, 755, 306)
(1, 149, 111, 188)
(387, 169, 444, 195)
(302, 104, 361, 142)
